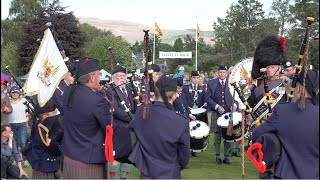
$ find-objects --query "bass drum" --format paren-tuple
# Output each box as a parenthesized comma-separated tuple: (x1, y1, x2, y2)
(228, 57, 254, 110)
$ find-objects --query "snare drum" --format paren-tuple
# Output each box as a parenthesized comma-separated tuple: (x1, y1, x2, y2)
(189, 121, 210, 152)
(217, 112, 244, 142)
(190, 108, 208, 124)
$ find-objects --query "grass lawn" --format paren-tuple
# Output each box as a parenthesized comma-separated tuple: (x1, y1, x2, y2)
(23, 133, 259, 179)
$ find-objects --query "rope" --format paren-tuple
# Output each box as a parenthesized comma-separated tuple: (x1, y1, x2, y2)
(227, 86, 236, 136)
(241, 111, 245, 179)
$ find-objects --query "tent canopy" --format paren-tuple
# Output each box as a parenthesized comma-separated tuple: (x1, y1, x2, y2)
(100, 69, 111, 81)
(17, 73, 29, 81)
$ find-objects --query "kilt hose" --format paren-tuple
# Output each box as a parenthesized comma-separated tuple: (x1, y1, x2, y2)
(63, 156, 106, 179)
(32, 170, 55, 179)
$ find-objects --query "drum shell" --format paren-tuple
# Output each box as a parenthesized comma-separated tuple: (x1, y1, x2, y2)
(191, 108, 208, 124)
(189, 121, 210, 152)
(217, 112, 246, 142)
(195, 112, 208, 124)
(190, 136, 209, 152)
(220, 123, 243, 142)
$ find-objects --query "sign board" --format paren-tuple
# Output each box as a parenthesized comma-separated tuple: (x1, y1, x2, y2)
(159, 51, 192, 59)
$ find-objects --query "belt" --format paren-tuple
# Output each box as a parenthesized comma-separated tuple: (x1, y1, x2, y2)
(37, 110, 58, 121)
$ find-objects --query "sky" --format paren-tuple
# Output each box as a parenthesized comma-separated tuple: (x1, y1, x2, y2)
(1, 0, 274, 31)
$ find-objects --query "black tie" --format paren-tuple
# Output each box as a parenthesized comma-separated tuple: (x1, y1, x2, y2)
(221, 81, 225, 89)
(121, 87, 127, 99)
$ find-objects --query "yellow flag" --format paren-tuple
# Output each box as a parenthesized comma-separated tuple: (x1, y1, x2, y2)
(155, 22, 163, 36)
(197, 24, 200, 39)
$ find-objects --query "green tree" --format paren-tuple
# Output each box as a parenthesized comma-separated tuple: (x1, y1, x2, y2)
(8, 0, 46, 21)
(172, 38, 184, 51)
(184, 34, 196, 51)
(84, 35, 131, 72)
(79, 23, 112, 45)
(1, 19, 23, 47)
(269, 0, 294, 36)
(131, 41, 143, 54)
(213, 0, 266, 64)
(1, 42, 19, 74)
(287, 0, 319, 69)
(150, 34, 162, 61)
(17, 0, 85, 75)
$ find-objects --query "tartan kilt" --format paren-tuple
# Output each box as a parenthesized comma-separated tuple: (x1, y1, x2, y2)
(211, 112, 220, 133)
(63, 155, 106, 179)
(32, 170, 55, 179)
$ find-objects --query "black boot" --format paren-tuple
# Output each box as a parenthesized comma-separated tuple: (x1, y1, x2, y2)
(191, 151, 199, 157)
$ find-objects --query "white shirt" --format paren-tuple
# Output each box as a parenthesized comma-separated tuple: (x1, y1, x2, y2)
(8, 97, 28, 124)
(219, 79, 226, 85)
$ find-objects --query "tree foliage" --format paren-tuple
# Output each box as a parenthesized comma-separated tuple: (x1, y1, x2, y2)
(213, 0, 266, 65)
(1, 19, 23, 47)
(8, 0, 44, 21)
(17, 0, 85, 75)
(1, 42, 19, 74)
(84, 35, 131, 72)
(269, 0, 294, 36)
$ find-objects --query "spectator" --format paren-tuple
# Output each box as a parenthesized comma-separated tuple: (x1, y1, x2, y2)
(1, 124, 28, 179)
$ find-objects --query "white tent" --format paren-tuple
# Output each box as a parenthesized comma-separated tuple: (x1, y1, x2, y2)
(100, 69, 111, 81)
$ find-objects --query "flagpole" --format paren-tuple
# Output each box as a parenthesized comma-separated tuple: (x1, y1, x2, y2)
(195, 17, 198, 71)
(153, 17, 156, 64)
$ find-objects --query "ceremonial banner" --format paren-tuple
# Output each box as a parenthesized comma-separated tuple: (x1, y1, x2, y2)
(24, 28, 68, 107)
(159, 51, 192, 59)
(155, 22, 163, 36)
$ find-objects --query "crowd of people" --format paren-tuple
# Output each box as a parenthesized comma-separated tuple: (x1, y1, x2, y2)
(1, 34, 319, 179)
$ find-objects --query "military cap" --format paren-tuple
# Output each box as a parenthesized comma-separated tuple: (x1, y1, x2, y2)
(283, 60, 297, 69)
(155, 75, 177, 92)
(177, 77, 184, 87)
(191, 70, 200, 77)
(112, 65, 126, 74)
(76, 57, 100, 78)
(218, 64, 228, 71)
(151, 64, 160, 72)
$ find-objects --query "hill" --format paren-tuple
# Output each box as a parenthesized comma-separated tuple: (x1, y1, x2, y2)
(77, 16, 213, 45)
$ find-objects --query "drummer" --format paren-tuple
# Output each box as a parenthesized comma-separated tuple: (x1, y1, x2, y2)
(183, 70, 206, 109)
(182, 70, 206, 157)
(173, 77, 196, 121)
(205, 64, 238, 165)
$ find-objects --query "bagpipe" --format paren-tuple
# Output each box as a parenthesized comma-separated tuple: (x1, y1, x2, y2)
(142, 29, 155, 104)
(128, 69, 141, 111)
(287, 17, 315, 102)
